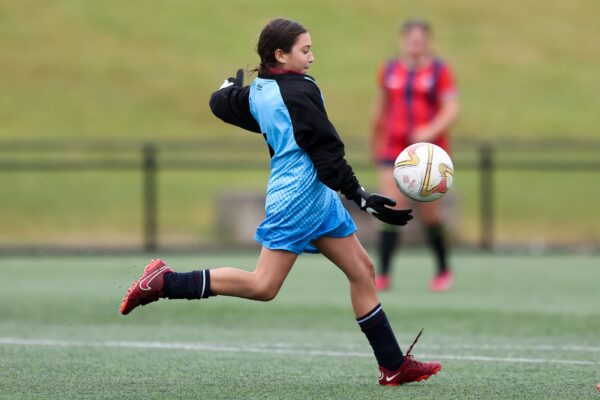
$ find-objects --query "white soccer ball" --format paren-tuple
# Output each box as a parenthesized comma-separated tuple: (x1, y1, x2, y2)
(393, 142, 454, 202)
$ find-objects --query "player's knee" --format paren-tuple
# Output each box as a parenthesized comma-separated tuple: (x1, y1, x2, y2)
(254, 288, 278, 302)
(252, 282, 280, 302)
(348, 254, 375, 283)
(362, 257, 376, 281)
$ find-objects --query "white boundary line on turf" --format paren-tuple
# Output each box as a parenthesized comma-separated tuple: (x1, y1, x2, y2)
(324, 342, 600, 353)
(427, 343, 600, 353)
(1, 338, 599, 366)
(203, 339, 600, 353)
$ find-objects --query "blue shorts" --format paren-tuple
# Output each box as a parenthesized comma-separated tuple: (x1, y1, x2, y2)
(254, 192, 357, 255)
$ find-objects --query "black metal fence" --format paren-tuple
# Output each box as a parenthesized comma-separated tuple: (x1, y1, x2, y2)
(1, 139, 599, 253)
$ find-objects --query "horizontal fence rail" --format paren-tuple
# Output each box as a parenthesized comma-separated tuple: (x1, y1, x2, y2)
(1, 139, 600, 254)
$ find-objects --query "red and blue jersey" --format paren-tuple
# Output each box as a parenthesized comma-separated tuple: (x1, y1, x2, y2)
(374, 58, 457, 162)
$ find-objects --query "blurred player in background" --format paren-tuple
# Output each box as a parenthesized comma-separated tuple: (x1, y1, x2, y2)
(371, 19, 459, 292)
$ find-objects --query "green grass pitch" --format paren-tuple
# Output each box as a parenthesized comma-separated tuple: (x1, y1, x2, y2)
(1, 252, 599, 399)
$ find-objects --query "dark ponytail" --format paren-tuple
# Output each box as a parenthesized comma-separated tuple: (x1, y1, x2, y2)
(254, 18, 307, 75)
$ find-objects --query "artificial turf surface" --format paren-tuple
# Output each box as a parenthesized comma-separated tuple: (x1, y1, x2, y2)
(1, 252, 599, 399)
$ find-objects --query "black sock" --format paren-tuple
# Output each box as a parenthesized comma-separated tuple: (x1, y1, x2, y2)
(379, 229, 399, 276)
(357, 304, 404, 370)
(163, 270, 213, 300)
(425, 224, 449, 274)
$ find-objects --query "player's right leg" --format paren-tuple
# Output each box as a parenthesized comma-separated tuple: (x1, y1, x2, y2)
(416, 201, 453, 292)
(312, 234, 441, 385)
(210, 247, 296, 300)
(375, 164, 408, 291)
(120, 247, 296, 315)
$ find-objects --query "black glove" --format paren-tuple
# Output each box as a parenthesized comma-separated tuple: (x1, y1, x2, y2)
(218, 69, 244, 89)
(352, 187, 413, 226)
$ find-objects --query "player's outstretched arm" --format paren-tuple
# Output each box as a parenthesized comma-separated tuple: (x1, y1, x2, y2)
(209, 69, 261, 133)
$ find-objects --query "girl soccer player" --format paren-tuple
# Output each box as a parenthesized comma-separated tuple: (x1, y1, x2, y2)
(120, 18, 441, 386)
(371, 19, 459, 292)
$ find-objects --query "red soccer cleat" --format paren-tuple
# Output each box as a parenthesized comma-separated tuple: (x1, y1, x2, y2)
(379, 329, 442, 386)
(375, 275, 390, 291)
(430, 269, 453, 292)
(120, 259, 173, 315)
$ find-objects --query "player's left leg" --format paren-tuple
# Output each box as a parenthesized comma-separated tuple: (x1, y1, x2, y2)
(417, 201, 453, 292)
(120, 247, 296, 315)
(375, 164, 408, 291)
(312, 234, 441, 385)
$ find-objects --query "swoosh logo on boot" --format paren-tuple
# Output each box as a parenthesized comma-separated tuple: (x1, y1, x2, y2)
(139, 266, 169, 291)
(385, 372, 402, 382)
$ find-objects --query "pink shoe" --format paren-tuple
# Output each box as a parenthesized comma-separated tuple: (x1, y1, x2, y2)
(375, 275, 390, 291)
(120, 259, 173, 315)
(379, 330, 442, 385)
(430, 270, 453, 292)
(379, 355, 442, 385)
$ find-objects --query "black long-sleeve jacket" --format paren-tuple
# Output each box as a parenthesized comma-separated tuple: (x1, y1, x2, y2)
(209, 72, 360, 199)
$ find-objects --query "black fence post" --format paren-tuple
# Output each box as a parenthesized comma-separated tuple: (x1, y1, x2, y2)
(143, 143, 158, 252)
(480, 143, 494, 250)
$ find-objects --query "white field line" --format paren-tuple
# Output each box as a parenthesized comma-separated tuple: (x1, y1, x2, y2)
(428, 343, 600, 353)
(314, 342, 600, 353)
(0, 338, 599, 366)
(191, 339, 600, 353)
